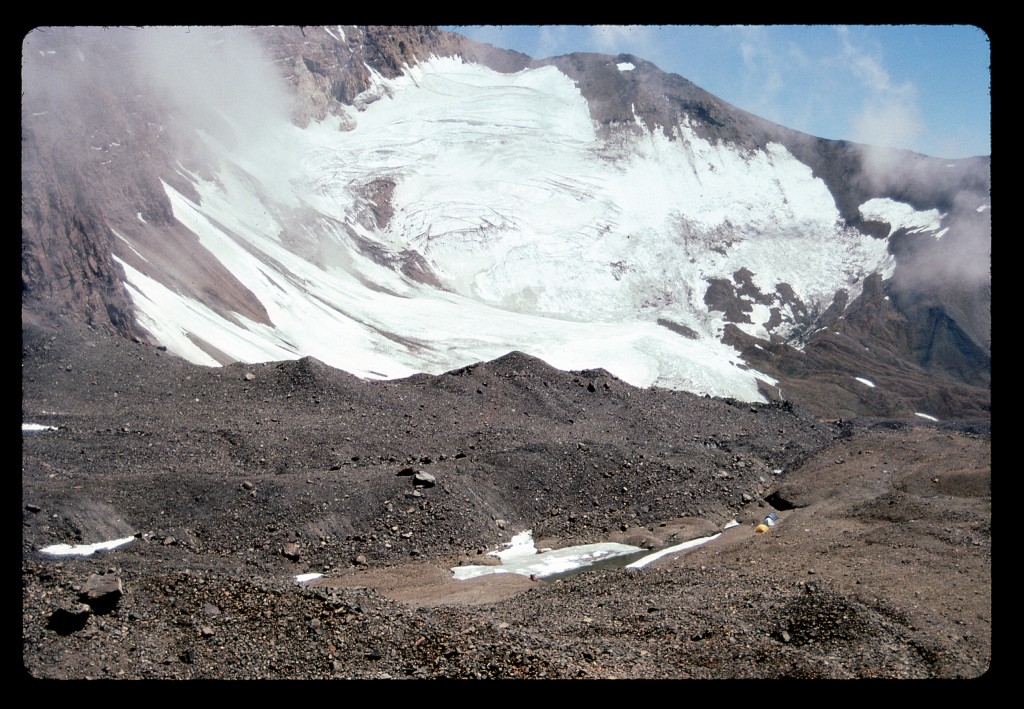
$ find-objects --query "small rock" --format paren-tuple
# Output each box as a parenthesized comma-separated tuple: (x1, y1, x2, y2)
(412, 471, 436, 488)
(243, 372, 256, 381)
(81, 573, 123, 613)
(241, 481, 254, 491)
(353, 555, 367, 566)
(283, 543, 301, 561)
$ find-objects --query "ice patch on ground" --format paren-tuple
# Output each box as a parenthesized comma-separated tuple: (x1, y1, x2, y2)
(40, 536, 135, 557)
(452, 530, 643, 580)
(23, 423, 58, 433)
(625, 533, 721, 568)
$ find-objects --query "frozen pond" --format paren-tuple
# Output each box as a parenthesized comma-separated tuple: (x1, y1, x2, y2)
(451, 528, 724, 581)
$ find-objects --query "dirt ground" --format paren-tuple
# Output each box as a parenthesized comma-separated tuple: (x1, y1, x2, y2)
(21, 315, 991, 679)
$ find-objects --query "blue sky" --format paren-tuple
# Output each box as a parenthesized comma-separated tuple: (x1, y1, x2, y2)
(443, 25, 990, 160)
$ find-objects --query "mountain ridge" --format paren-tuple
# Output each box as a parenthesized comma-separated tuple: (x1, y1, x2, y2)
(20, 28, 992, 678)
(21, 25, 990, 419)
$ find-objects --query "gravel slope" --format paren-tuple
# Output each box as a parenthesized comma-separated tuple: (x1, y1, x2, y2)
(21, 314, 991, 679)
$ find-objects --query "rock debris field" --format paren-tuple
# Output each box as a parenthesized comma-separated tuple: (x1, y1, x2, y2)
(21, 316, 991, 679)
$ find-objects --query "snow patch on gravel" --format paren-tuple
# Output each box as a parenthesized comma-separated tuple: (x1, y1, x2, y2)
(39, 536, 135, 557)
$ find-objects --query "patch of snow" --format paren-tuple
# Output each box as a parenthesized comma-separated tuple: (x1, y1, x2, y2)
(323, 26, 338, 41)
(855, 377, 875, 388)
(295, 573, 323, 584)
(40, 536, 135, 557)
(452, 530, 643, 580)
(617, 62, 635, 71)
(859, 197, 943, 238)
(914, 412, 939, 422)
(625, 533, 720, 568)
(23, 423, 58, 432)
(735, 303, 774, 340)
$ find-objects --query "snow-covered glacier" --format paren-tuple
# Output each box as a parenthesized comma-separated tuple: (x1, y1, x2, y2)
(116, 56, 895, 401)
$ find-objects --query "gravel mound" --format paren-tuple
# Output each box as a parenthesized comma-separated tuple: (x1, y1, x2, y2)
(22, 317, 991, 679)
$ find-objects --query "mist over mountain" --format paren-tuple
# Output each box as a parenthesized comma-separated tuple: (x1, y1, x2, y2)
(21, 25, 990, 419)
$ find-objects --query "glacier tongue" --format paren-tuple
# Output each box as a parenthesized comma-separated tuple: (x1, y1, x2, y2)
(120, 56, 896, 401)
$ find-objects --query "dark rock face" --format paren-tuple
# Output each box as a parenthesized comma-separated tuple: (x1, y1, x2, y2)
(729, 272, 990, 421)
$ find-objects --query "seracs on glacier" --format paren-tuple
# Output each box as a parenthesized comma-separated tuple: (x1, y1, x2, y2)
(115, 56, 897, 402)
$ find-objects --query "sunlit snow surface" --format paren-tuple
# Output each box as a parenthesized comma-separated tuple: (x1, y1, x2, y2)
(40, 536, 135, 557)
(452, 528, 725, 579)
(23, 423, 58, 432)
(859, 198, 945, 239)
(625, 533, 721, 569)
(119, 56, 896, 401)
(452, 530, 644, 580)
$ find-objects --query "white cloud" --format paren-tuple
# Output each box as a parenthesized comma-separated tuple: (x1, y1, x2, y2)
(852, 100, 925, 152)
(838, 26, 925, 151)
(587, 25, 652, 53)
(535, 25, 573, 58)
(735, 27, 786, 113)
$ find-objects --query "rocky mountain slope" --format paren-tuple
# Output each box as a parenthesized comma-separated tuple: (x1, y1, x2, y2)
(22, 314, 991, 679)
(21, 26, 991, 679)
(21, 26, 990, 419)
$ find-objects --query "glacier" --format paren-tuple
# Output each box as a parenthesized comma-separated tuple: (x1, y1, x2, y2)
(117, 56, 896, 401)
